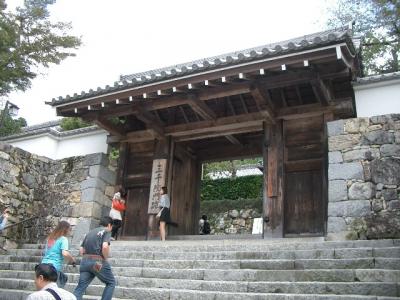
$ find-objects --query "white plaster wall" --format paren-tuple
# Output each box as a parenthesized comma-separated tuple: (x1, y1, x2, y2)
(354, 80, 400, 117)
(55, 132, 108, 159)
(10, 135, 58, 158)
(7, 130, 108, 159)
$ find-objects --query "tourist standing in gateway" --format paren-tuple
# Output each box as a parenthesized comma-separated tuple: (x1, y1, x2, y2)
(73, 216, 115, 300)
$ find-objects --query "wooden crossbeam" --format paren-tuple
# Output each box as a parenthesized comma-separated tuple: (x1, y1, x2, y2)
(93, 116, 125, 137)
(250, 85, 276, 124)
(186, 95, 216, 120)
(311, 78, 331, 106)
(135, 107, 165, 137)
(225, 135, 242, 145)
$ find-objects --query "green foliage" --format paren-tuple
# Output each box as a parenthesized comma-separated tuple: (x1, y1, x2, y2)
(109, 147, 119, 160)
(200, 198, 262, 215)
(201, 175, 263, 201)
(60, 117, 92, 131)
(326, 0, 399, 75)
(0, 109, 27, 136)
(203, 158, 261, 179)
(0, 0, 81, 96)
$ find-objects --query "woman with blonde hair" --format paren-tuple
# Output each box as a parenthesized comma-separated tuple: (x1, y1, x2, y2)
(42, 220, 76, 287)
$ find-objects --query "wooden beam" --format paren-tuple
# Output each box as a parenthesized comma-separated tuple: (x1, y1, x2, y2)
(122, 129, 158, 143)
(179, 106, 189, 123)
(250, 85, 276, 124)
(295, 86, 303, 105)
(277, 103, 333, 120)
(225, 135, 242, 145)
(311, 78, 331, 106)
(135, 107, 165, 137)
(186, 95, 216, 120)
(226, 96, 236, 116)
(239, 94, 249, 114)
(93, 117, 125, 137)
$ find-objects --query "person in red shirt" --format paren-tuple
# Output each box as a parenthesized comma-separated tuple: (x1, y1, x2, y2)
(108, 187, 126, 240)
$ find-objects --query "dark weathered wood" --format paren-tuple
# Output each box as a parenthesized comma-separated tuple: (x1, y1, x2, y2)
(135, 107, 165, 137)
(264, 121, 284, 238)
(225, 135, 242, 145)
(116, 142, 129, 187)
(284, 170, 323, 235)
(169, 144, 198, 235)
(122, 187, 149, 237)
(250, 85, 276, 124)
(187, 95, 216, 120)
(93, 117, 125, 137)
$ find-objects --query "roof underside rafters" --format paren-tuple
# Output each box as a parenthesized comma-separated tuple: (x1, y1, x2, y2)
(49, 27, 359, 155)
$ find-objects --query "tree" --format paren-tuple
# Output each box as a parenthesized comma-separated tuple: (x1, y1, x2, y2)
(60, 117, 92, 131)
(0, 0, 81, 96)
(0, 110, 27, 136)
(327, 0, 399, 75)
(203, 158, 262, 179)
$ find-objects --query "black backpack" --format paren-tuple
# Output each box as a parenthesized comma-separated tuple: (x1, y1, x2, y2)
(203, 221, 211, 234)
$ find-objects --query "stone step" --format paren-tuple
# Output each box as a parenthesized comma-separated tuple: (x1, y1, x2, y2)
(5, 246, 400, 260)
(2, 288, 394, 300)
(0, 267, 399, 283)
(1, 257, 399, 271)
(0, 278, 399, 298)
(17, 238, 400, 252)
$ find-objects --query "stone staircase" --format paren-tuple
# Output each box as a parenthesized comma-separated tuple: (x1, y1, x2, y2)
(0, 238, 399, 299)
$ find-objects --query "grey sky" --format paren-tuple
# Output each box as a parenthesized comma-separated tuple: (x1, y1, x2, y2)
(6, 0, 333, 125)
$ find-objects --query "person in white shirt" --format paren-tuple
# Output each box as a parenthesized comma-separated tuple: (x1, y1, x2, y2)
(27, 263, 76, 300)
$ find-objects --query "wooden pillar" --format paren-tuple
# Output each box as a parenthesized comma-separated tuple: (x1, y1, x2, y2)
(146, 137, 171, 240)
(262, 120, 284, 238)
(115, 142, 129, 187)
(322, 112, 334, 234)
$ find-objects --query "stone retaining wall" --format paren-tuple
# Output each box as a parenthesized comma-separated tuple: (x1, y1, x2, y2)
(327, 114, 400, 240)
(0, 142, 116, 244)
(207, 208, 261, 235)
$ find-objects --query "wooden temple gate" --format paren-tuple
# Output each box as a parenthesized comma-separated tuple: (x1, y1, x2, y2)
(49, 27, 359, 239)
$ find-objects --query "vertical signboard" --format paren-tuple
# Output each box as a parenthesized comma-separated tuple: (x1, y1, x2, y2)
(148, 159, 167, 214)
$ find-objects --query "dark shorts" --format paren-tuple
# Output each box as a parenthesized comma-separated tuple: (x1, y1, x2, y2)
(159, 207, 171, 223)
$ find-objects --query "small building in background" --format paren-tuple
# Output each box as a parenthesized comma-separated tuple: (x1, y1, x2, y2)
(353, 72, 400, 117)
(0, 120, 108, 159)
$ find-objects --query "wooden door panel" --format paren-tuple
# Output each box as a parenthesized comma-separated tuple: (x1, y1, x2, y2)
(122, 187, 149, 237)
(284, 170, 323, 235)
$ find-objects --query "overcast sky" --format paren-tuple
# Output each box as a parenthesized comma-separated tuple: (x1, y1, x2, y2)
(5, 0, 335, 125)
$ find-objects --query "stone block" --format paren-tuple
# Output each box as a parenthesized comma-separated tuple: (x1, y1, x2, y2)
(328, 200, 371, 217)
(380, 144, 400, 157)
(328, 162, 364, 180)
(0, 142, 13, 152)
(342, 148, 380, 162)
(0, 151, 10, 160)
(372, 199, 384, 212)
(80, 178, 106, 191)
(327, 119, 344, 137)
(327, 217, 347, 233)
(104, 185, 115, 197)
(67, 191, 81, 204)
(80, 187, 104, 203)
(89, 165, 116, 185)
(388, 200, 400, 210)
(395, 132, 400, 144)
(22, 173, 37, 189)
(84, 153, 109, 167)
(328, 151, 343, 163)
(348, 182, 374, 200)
(329, 134, 361, 151)
(362, 130, 394, 145)
(382, 189, 398, 201)
(371, 158, 400, 185)
(72, 217, 95, 245)
(71, 202, 102, 218)
(329, 180, 348, 202)
(344, 118, 369, 133)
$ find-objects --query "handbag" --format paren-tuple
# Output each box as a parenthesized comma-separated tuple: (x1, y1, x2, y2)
(156, 207, 164, 219)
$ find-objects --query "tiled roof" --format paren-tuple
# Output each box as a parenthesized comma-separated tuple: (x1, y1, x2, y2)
(48, 26, 355, 107)
(353, 71, 400, 86)
(0, 122, 103, 141)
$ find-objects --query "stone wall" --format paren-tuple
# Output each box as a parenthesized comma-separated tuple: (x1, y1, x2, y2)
(327, 114, 400, 240)
(207, 208, 261, 235)
(0, 142, 116, 245)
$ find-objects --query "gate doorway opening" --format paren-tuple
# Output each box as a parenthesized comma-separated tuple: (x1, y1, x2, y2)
(200, 158, 263, 235)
